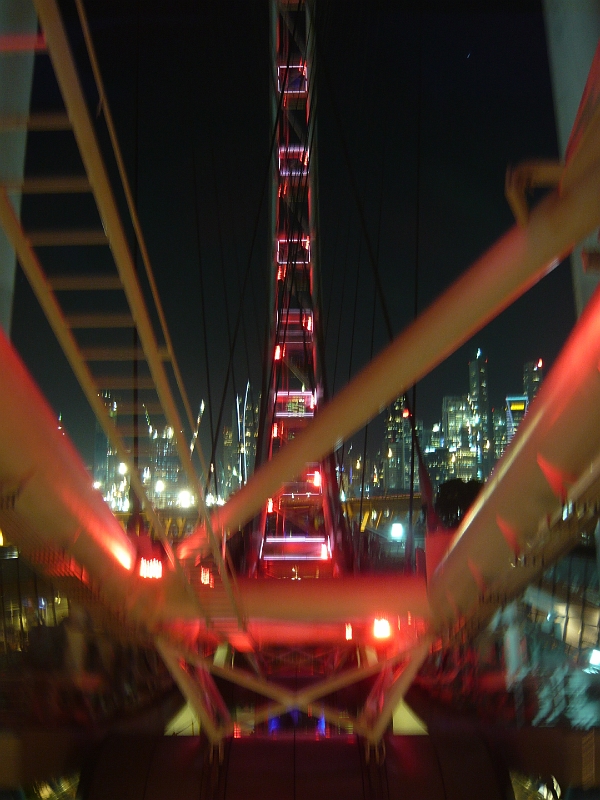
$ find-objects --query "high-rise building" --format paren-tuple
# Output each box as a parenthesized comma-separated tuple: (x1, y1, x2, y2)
(383, 399, 404, 492)
(468, 349, 492, 479)
(442, 396, 471, 450)
(235, 384, 260, 486)
(382, 398, 422, 492)
(221, 424, 235, 499)
(148, 425, 182, 507)
(523, 358, 544, 402)
(506, 395, 529, 445)
(492, 407, 508, 462)
(93, 392, 130, 511)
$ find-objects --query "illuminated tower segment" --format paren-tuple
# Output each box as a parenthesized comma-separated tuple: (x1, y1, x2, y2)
(259, 0, 334, 574)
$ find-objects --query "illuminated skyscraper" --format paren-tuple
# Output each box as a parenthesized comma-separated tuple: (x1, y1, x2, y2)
(383, 398, 421, 492)
(442, 396, 471, 450)
(93, 392, 129, 510)
(492, 407, 508, 462)
(506, 395, 529, 445)
(148, 425, 182, 507)
(468, 349, 492, 478)
(523, 358, 544, 402)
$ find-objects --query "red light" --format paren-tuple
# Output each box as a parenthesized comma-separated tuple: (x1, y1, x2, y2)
(277, 266, 285, 281)
(267, 497, 274, 513)
(537, 358, 543, 368)
(0, 33, 46, 53)
(320, 543, 328, 560)
(273, 422, 279, 438)
(274, 345, 282, 361)
(345, 623, 353, 641)
(233, 723, 242, 739)
(313, 470, 321, 488)
(402, 409, 410, 418)
(373, 618, 391, 639)
(139, 557, 162, 579)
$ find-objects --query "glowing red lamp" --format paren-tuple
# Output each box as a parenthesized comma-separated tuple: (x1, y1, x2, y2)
(373, 618, 391, 639)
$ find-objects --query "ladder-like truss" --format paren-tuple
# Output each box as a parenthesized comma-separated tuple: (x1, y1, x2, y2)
(258, 0, 339, 576)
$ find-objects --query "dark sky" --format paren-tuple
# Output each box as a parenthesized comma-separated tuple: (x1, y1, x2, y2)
(11, 0, 575, 467)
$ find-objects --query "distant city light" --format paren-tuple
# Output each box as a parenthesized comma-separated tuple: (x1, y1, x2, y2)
(155, 479, 165, 494)
(373, 618, 391, 639)
(178, 490, 193, 508)
(93, 481, 101, 490)
(391, 523, 404, 540)
(118, 462, 127, 475)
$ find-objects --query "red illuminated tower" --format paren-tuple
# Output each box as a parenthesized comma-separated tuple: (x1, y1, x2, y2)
(257, 0, 338, 575)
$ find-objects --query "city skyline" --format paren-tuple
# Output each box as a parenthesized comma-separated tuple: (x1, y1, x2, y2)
(8, 1, 576, 477)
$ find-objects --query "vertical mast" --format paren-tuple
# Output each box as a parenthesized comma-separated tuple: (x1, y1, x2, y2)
(258, 0, 336, 576)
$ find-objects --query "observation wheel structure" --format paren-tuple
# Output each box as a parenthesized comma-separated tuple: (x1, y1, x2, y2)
(258, 0, 339, 576)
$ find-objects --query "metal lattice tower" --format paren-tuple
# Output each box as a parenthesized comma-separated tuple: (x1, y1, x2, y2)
(257, 0, 338, 575)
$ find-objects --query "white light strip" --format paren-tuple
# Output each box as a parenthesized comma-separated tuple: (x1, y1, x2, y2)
(262, 554, 330, 561)
(265, 536, 325, 543)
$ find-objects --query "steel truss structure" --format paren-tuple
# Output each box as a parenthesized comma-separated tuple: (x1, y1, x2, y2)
(1, 0, 600, 764)
(257, 0, 340, 576)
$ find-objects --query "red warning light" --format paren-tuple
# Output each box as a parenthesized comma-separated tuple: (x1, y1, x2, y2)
(313, 470, 321, 488)
(267, 497, 274, 513)
(274, 345, 282, 361)
(402, 409, 410, 418)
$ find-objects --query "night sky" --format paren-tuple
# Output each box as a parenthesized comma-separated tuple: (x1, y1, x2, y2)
(10, 0, 575, 469)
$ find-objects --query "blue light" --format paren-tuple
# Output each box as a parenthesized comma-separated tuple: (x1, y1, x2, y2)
(268, 716, 280, 734)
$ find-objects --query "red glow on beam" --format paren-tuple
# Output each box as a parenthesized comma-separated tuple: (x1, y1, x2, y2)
(274, 345, 282, 361)
(0, 33, 46, 52)
(105, 540, 134, 571)
(267, 497, 274, 513)
(313, 469, 321, 488)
